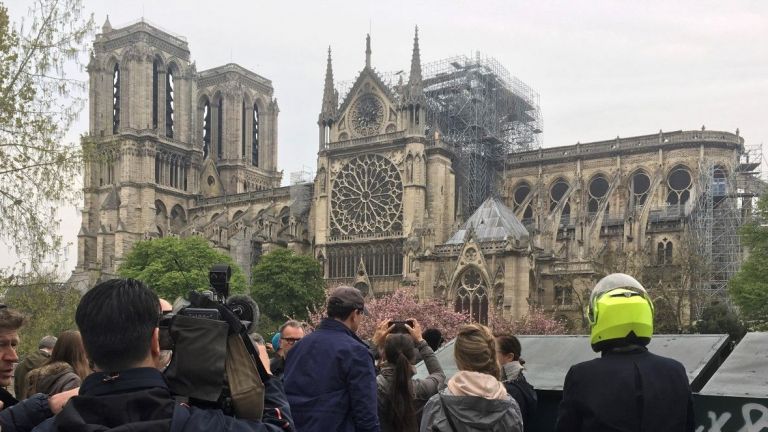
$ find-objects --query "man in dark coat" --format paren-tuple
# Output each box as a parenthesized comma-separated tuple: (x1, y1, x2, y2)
(13, 336, 56, 399)
(283, 286, 379, 432)
(0, 307, 74, 432)
(2, 279, 293, 432)
(555, 273, 694, 432)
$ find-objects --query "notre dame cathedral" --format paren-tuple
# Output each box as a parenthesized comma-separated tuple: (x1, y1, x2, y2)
(73, 18, 757, 328)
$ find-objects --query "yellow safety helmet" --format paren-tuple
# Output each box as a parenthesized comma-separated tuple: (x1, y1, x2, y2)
(587, 273, 654, 352)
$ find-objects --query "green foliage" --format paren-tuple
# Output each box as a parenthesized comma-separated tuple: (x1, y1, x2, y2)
(0, 1, 95, 266)
(730, 195, 768, 330)
(251, 249, 325, 322)
(695, 302, 746, 342)
(0, 274, 81, 357)
(118, 236, 247, 301)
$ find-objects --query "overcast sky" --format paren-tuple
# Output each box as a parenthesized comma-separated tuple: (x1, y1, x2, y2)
(3, 0, 767, 275)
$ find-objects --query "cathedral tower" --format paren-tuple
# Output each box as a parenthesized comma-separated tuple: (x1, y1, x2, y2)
(312, 29, 454, 296)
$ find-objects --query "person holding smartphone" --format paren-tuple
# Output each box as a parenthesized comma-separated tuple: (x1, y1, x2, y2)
(374, 318, 445, 432)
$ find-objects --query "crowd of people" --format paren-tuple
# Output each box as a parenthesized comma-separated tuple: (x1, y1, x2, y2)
(0, 273, 695, 431)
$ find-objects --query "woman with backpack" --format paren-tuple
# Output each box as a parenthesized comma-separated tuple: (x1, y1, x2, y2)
(420, 324, 523, 432)
(376, 318, 445, 432)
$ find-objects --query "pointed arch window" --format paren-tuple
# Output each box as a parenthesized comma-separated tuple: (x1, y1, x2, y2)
(217, 99, 223, 159)
(202, 100, 211, 159)
(166, 68, 175, 138)
(657, 239, 674, 265)
(454, 267, 489, 324)
(666, 166, 692, 208)
(252, 103, 259, 166)
(112, 63, 120, 134)
(241, 100, 247, 158)
(152, 60, 159, 129)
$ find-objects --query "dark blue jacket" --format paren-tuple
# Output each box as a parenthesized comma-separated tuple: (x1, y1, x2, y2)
(0, 393, 51, 432)
(283, 318, 379, 432)
(19, 367, 292, 432)
(556, 347, 694, 432)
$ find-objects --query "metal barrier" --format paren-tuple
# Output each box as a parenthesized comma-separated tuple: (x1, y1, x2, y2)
(415, 333, 768, 431)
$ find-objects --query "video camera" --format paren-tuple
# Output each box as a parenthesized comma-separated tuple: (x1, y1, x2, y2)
(159, 264, 267, 417)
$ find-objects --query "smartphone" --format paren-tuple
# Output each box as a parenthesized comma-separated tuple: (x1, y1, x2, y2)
(388, 319, 415, 328)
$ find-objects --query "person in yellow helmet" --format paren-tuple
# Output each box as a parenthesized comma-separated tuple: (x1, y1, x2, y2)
(555, 273, 694, 432)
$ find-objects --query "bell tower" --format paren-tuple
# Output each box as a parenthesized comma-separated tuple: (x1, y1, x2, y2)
(75, 17, 197, 284)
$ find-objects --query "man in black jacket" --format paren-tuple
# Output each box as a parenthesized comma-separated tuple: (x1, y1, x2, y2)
(4, 278, 292, 432)
(555, 274, 694, 432)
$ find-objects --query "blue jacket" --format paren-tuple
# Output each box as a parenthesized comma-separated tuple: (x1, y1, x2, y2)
(556, 347, 694, 432)
(284, 318, 379, 432)
(12, 367, 292, 432)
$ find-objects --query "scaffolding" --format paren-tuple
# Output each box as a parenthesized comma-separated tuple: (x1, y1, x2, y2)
(688, 144, 764, 319)
(421, 52, 542, 218)
(337, 52, 542, 219)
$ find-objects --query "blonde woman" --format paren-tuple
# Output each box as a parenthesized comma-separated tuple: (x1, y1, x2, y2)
(420, 324, 523, 432)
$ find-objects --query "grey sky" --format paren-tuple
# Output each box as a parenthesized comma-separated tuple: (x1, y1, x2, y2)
(3, 0, 767, 275)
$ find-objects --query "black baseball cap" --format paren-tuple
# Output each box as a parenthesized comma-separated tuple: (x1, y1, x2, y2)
(328, 286, 367, 314)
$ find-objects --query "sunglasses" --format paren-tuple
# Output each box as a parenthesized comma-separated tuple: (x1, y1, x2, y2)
(280, 337, 301, 343)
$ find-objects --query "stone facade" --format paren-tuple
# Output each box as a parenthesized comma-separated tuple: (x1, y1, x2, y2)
(73, 20, 746, 328)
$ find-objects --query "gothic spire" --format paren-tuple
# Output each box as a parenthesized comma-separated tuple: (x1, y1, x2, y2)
(102, 15, 112, 33)
(320, 46, 338, 120)
(404, 26, 425, 104)
(408, 26, 422, 87)
(365, 34, 372, 69)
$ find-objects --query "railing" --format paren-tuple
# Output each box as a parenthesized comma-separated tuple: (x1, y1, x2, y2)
(506, 130, 742, 166)
(549, 261, 596, 274)
(328, 231, 403, 243)
(194, 186, 292, 207)
(325, 131, 407, 151)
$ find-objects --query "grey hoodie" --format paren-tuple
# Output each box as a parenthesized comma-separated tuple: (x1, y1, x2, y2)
(419, 374, 523, 432)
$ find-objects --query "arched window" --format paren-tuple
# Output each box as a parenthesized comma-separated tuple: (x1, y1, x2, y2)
(657, 239, 673, 265)
(252, 103, 259, 166)
(217, 98, 223, 159)
(513, 182, 534, 224)
(550, 178, 569, 211)
(152, 60, 159, 129)
(112, 63, 120, 134)
(667, 166, 692, 207)
(454, 267, 489, 324)
(555, 285, 573, 305)
(241, 100, 247, 158)
(713, 165, 727, 199)
(201, 99, 211, 159)
(630, 171, 650, 207)
(166, 68, 175, 138)
(587, 174, 609, 214)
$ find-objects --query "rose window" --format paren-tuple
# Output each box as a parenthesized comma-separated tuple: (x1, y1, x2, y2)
(330, 154, 403, 237)
(350, 94, 385, 137)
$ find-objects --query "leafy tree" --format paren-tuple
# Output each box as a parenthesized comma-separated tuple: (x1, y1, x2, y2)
(251, 249, 325, 323)
(118, 236, 247, 301)
(0, 273, 81, 356)
(0, 0, 95, 267)
(730, 195, 768, 330)
(694, 302, 746, 342)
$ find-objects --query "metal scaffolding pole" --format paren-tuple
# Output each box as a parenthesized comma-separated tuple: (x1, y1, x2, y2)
(688, 144, 763, 319)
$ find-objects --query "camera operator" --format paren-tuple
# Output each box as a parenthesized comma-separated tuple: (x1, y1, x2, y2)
(31, 278, 292, 431)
